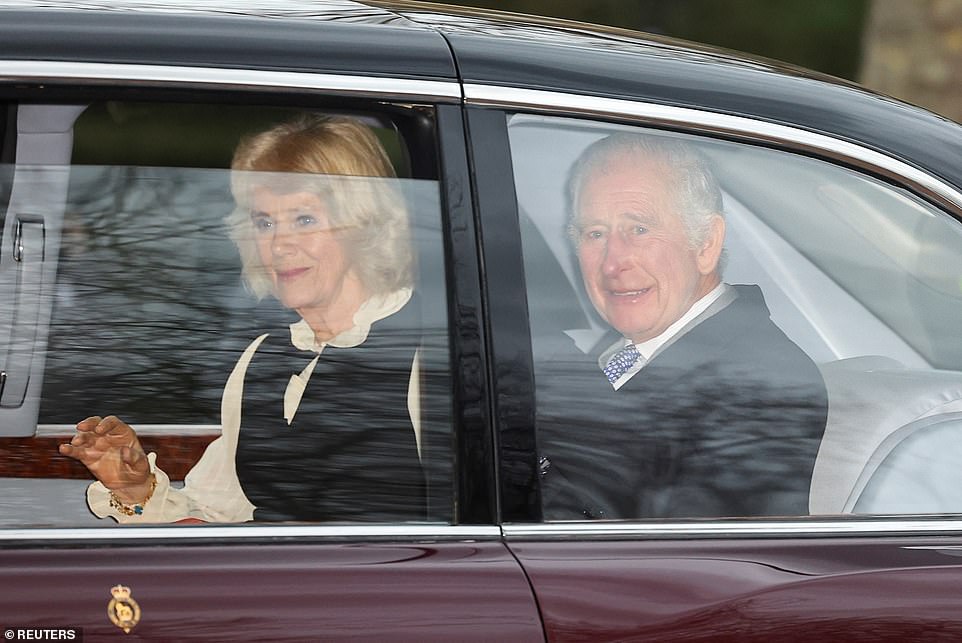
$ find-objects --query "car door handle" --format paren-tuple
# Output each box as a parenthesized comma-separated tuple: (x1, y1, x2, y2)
(13, 215, 46, 263)
(1, 215, 46, 408)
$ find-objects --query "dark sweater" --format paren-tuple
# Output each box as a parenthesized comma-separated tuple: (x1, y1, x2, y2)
(235, 299, 425, 522)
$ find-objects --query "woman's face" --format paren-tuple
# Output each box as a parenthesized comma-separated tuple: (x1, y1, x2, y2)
(250, 187, 362, 316)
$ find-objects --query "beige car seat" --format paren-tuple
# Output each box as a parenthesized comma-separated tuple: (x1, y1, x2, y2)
(811, 356, 962, 514)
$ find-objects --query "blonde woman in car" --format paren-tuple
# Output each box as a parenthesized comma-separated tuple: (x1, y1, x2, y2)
(61, 115, 425, 523)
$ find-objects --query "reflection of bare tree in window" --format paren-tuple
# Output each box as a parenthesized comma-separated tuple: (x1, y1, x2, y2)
(40, 166, 249, 424)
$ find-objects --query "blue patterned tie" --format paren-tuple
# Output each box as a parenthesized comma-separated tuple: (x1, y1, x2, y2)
(603, 343, 641, 384)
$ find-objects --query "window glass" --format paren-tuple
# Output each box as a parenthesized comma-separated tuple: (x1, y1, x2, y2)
(508, 113, 962, 520)
(0, 102, 453, 526)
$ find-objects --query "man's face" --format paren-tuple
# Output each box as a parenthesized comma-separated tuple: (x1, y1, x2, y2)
(574, 154, 723, 344)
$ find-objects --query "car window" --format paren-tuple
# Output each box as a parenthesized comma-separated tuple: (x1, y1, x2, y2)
(507, 113, 962, 520)
(0, 101, 453, 526)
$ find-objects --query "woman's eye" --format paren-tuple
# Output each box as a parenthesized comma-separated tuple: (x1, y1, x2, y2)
(630, 224, 647, 236)
(251, 216, 273, 232)
(295, 214, 317, 227)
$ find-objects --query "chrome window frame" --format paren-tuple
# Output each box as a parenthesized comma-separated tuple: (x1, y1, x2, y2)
(5, 520, 962, 543)
(468, 83, 962, 540)
(0, 60, 462, 102)
(466, 84, 962, 216)
(0, 524, 502, 544)
(503, 518, 962, 540)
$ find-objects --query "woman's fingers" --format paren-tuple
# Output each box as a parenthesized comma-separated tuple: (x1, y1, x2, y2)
(71, 416, 138, 450)
(74, 415, 130, 437)
(59, 430, 93, 456)
(60, 417, 128, 463)
(70, 431, 95, 447)
(63, 417, 102, 459)
(74, 416, 103, 433)
(60, 414, 148, 490)
(58, 440, 97, 467)
(60, 427, 101, 457)
(94, 415, 131, 436)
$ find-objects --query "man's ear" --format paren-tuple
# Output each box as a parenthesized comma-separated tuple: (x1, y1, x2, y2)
(696, 214, 725, 275)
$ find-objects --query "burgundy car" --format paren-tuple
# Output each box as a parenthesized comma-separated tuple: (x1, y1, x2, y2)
(2, 1, 962, 640)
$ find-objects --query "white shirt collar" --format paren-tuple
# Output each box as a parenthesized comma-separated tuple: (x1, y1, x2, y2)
(289, 287, 412, 353)
(631, 282, 728, 361)
(599, 282, 729, 373)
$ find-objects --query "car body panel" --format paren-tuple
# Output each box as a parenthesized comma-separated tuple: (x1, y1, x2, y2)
(508, 535, 962, 641)
(2, 535, 543, 640)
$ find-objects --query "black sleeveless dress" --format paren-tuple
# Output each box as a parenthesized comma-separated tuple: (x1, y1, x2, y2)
(234, 298, 426, 522)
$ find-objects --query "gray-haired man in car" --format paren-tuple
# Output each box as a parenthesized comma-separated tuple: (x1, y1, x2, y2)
(538, 133, 829, 520)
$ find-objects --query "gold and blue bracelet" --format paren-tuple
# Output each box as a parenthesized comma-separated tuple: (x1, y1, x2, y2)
(108, 474, 158, 516)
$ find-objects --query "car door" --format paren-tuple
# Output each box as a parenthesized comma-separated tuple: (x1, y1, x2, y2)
(467, 91, 962, 640)
(0, 58, 543, 641)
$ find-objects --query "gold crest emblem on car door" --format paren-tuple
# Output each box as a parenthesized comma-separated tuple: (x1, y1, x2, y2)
(107, 585, 141, 634)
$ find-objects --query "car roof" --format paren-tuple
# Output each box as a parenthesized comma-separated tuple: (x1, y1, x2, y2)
(382, 2, 962, 194)
(1, 0, 961, 192)
(0, 0, 457, 79)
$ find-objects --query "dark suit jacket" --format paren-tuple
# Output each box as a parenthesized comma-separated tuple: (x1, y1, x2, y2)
(538, 284, 828, 520)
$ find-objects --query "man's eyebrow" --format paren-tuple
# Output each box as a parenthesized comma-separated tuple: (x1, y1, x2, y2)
(619, 209, 662, 224)
(574, 217, 605, 227)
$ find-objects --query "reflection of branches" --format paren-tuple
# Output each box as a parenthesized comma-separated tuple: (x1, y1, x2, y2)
(42, 166, 244, 423)
(63, 166, 239, 310)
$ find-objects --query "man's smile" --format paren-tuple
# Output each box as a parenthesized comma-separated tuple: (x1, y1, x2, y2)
(606, 286, 652, 299)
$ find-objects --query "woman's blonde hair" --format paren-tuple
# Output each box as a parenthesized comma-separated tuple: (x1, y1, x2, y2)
(226, 114, 412, 299)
